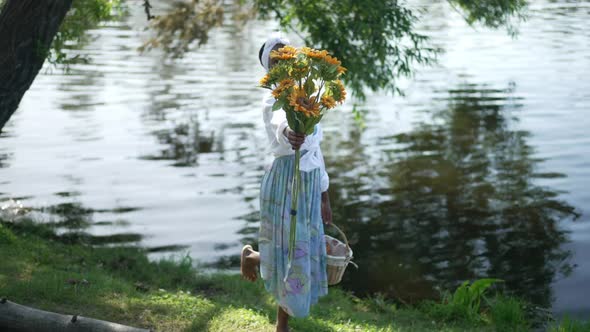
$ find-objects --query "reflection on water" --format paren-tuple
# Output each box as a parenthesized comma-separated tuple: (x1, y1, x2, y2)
(326, 84, 579, 307)
(228, 84, 579, 307)
(140, 120, 215, 167)
(230, 83, 580, 308)
(1, 199, 145, 246)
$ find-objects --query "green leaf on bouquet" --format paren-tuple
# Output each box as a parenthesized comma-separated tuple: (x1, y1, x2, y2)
(286, 108, 304, 134)
(285, 108, 296, 129)
(304, 115, 322, 135)
(294, 116, 305, 133)
(272, 99, 284, 111)
(304, 79, 316, 96)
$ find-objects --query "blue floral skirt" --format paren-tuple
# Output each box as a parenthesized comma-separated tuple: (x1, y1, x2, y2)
(258, 153, 328, 318)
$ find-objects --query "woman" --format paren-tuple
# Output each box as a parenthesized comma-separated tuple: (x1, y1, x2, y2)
(240, 35, 333, 332)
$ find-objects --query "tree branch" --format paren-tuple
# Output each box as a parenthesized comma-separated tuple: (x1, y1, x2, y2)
(0, 299, 150, 332)
(272, 7, 308, 44)
(0, 0, 74, 132)
(446, 0, 478, 32)
(143, 0, 154, 20)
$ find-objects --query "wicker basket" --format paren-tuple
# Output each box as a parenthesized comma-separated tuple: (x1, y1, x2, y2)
(324, 223, 357, 285)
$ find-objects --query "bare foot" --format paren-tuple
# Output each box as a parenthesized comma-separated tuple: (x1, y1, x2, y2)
(240, 245, 259, 282)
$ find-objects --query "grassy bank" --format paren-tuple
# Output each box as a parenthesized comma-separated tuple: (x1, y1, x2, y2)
(0, 220, 587, 332)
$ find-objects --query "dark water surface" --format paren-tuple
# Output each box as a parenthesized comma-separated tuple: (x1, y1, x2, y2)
(1, 0, 588, 317)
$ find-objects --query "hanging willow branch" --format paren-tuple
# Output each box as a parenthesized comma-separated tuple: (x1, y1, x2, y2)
(143, 0, 154, 20)
(138, 0, 224, 58)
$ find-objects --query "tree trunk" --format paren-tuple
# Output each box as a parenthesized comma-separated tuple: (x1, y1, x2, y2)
(0, 299, 151, 332)
(0, 0, 73, 132)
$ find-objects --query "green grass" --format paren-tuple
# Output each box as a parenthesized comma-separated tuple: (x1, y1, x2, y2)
(0, 220, 586, 331)
(487, 295, 530, 331)
(549, 317, 590, 332)
(422, 279, 505, 324)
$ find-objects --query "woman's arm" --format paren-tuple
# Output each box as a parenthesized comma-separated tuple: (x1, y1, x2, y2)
(265, 105, 291, 148)
(318, 145, 332, 224)
(317, 144, 329, 192)
(321, 190, 332, 225)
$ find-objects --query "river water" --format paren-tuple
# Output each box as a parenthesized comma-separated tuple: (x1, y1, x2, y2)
(0, 0, 588, 318)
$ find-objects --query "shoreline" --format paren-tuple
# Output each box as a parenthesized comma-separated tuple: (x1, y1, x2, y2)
(0, 218, 587, 331)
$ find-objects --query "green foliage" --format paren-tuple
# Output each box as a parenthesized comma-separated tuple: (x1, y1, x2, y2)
(451, 279, 503, 314)
(138, 0, 224, 58)
(426, 278, 503, 323)
(449, 0, 528, 36)
(351, 104, 367, 129)
(303, 78, 315, 96)
(29, 0, 528, 99)
(255, 0, 527, 99)
(0, 223, 16, 244)
(2, 218, 572, 331)
(136, 0, 527, 100)
(207, 307, 271, 331)
(550, 317, 590, 332)
(366, 292, 397, 314)
(324, 80, 344, 104)
(488, 295, 529, 331)
(48, 0, 122, 66)
(256, 0, 438, 100)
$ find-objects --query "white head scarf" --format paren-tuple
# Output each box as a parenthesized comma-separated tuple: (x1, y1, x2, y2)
(261, 33, 291, 72)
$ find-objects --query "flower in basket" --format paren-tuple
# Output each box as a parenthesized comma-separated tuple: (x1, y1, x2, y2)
(258, 46, 347, 280)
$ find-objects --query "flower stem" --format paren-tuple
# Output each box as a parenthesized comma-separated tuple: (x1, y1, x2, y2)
(286, 149, 301, 280)
(316, 80, 325, 109)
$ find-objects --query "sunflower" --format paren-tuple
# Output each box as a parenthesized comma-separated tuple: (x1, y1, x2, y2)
(321, 95, 337, 109)
(271, 51, 295, 61)
(289, 64, 309, 79)
(271, 79, 295, 98)
(279, 45, 298, 55)
(320, 95, 336, 109)
(332, 80, 347, 103)
(259, 73, 271, 87)
(271, 45, 297, 60)
(324, 55, 341, 66)
(300, 46, 313, 55)
(301, 47, 328, 60)
(288, 87, 321, 118)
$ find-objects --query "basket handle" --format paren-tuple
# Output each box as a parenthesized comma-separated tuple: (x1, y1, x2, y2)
(327, 223, 350, 251)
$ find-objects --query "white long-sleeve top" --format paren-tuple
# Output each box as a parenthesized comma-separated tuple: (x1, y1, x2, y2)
(262, 92, 330, 192)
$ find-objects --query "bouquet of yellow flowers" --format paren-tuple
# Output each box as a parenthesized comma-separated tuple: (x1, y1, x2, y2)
(259, 46, 346, 279)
